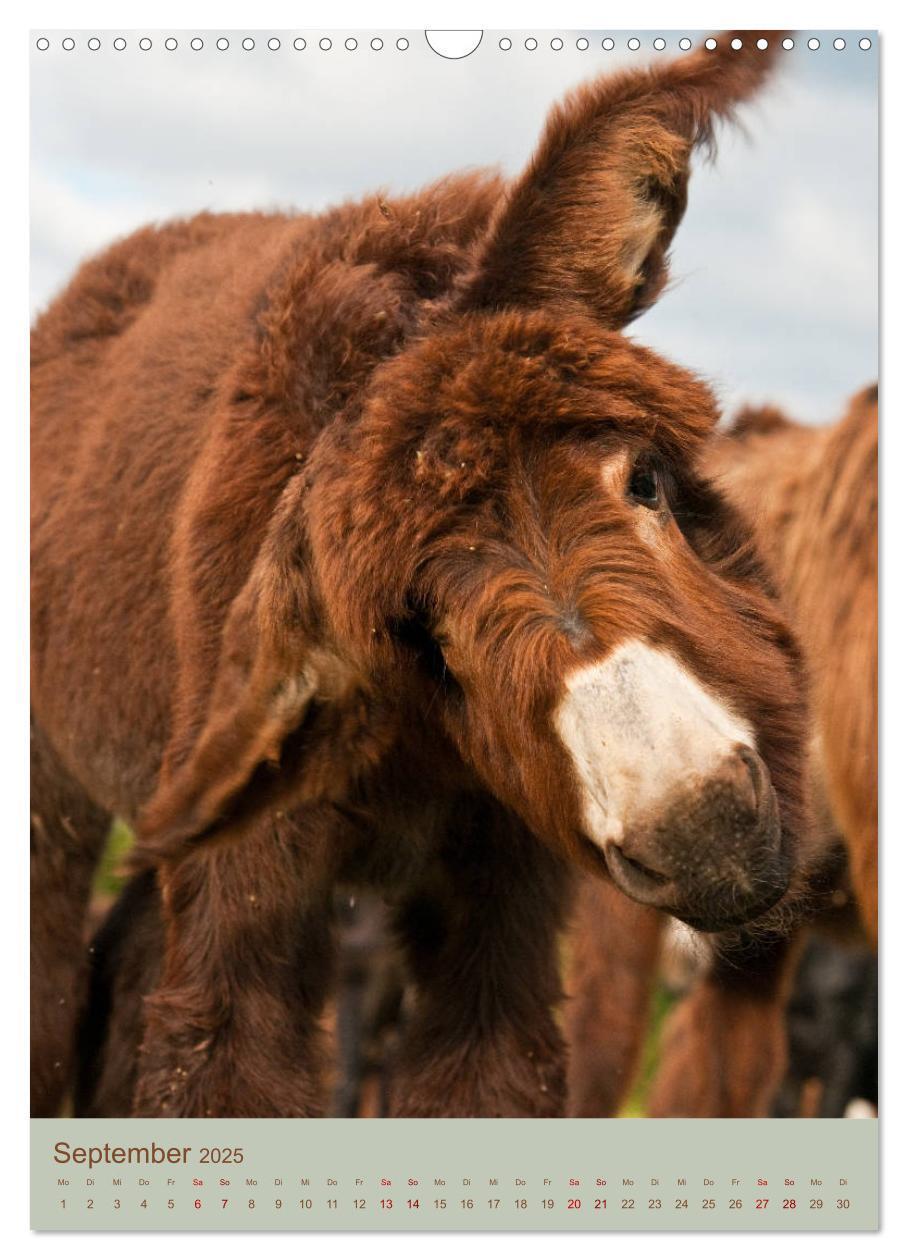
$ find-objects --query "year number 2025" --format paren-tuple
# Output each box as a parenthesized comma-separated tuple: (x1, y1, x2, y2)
(199, 1148, 245, 1164)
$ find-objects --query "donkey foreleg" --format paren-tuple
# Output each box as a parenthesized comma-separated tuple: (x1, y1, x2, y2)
(133, 817, 336, 1118)
(387, 811, 569, 1118)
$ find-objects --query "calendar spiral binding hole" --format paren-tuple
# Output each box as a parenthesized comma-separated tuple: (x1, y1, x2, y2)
(34, 33, 876, 54)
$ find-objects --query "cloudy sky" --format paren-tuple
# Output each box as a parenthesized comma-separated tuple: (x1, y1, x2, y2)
(30, 30, 877, 424)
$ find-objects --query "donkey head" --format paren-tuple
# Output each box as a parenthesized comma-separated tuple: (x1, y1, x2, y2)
(307, 311, 803, 931)
(141, 34, 806, 933)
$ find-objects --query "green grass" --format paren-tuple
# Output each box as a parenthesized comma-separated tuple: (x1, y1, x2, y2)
(620, 984, 677, 1117)
(93, 817, 135, 898)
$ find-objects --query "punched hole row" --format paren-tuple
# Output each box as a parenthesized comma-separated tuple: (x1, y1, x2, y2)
(35, 34, 875, 53)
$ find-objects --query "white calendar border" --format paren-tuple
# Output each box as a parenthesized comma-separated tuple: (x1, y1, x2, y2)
(6, 0, 901, 1254)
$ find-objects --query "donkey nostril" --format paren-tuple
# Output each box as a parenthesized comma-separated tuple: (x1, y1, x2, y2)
(621, 852, 670, 887)
(606, 843, 672, 892)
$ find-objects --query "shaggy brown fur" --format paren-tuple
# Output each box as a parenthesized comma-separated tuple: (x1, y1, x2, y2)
(566, 386, 878, 1117)
(32, 33, 807, 1119)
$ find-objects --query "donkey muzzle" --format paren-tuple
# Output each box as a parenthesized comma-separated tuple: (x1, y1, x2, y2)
(603, 745, 789, 931)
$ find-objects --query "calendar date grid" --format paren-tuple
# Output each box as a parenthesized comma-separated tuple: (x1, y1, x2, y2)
(53, 1169, 859, 1220)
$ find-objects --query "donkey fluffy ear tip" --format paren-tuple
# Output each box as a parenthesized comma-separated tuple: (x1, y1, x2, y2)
(708, 29, 790, 52)
(669, 30, 789, 153)
(700, 30, 790, 79)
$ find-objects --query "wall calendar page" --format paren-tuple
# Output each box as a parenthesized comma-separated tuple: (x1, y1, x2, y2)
(28, 19, 879, 1238)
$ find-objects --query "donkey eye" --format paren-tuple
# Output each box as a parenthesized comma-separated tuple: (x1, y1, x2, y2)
(628, 464, 660, 508)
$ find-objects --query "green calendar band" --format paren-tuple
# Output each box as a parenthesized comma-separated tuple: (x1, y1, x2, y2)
(31, 1118, 879, 1232)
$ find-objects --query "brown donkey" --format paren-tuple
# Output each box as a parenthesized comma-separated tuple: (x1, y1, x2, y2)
(567, 386, 878, 1118)
(32, 34, 807, 1119)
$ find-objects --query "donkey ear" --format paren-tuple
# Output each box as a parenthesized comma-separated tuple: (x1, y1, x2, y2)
(463, 32, 784, 327)
(137, 477, 335, 863)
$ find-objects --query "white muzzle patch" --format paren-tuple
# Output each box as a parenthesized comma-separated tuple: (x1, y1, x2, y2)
(555, 640, 755, 848)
